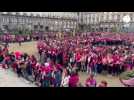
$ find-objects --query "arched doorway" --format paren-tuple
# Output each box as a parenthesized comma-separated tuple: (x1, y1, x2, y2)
(45, 26, 49, 32)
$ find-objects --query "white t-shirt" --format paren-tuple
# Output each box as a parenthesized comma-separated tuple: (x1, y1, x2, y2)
(70, 57, 75, 63)
(88, 56, 91, 63)
(61, 76, 70, 87)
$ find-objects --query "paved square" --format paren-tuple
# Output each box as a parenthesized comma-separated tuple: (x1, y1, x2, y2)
(3, 41, 123, 87)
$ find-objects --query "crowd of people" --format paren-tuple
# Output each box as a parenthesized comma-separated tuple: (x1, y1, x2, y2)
(37, 33, 134, 76)
(1, 32, 134, 87)
(0, 44, 108, 87)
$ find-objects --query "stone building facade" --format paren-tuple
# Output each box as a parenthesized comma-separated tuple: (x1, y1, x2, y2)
(0, 12, 77, 33)
(78, 12, 134, 32)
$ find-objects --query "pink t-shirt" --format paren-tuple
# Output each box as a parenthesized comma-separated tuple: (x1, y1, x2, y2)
(86, 79, 96, 87)
(69, 75, 79, 87)
(76, 53, 81, 62)
(102, 57, 107, 64)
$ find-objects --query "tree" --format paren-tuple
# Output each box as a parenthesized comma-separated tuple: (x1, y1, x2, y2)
(112, 27, 117, 32)
(88, 25, 92, 32)
(12, 27, 32, 35)
(0, 29, 3, 35)
(13, 28, 19, 35)
(23, 29, 32, 35)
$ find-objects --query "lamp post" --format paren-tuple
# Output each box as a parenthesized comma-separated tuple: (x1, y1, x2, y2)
(76, 12, 80, 33)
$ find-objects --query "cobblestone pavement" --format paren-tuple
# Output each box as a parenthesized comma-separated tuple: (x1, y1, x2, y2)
(0, 67, 36, 87)
(79, 72, 124, 87)
(0, 41, 123, 87)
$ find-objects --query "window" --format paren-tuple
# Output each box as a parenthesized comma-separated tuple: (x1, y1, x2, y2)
(18, 18, 21, 23)
(26, 18, 29, 23)
(13, 17, 16, 23)
(45, 19, 48, 25)
(88, 16, 90, 23)
(96, 16, 99, 23)
(40, 20, 43, 25)
(2, 17, 4, 23)
(35, 19, 38, 25)
(21, 18, 24, 24)
(43, 20, 46, 25)
(132, 14, 134, 22)
(24, 18, 26, 23)
(65, 22, 67, 28)
(106, 14, 109, 21)
(120, 14, 123, 22)
(29, 19, 32, 23)
(117, 14, 120, 21)
(90, 16, 92, 23)
(6, 18, 9, 23)
(100, 14, 103, 22)
(86, 16, 88, 24)
(9, 17, 12, 23)
(130, 13, 133, 22)
(103, 14, 106, 21)
(92, 17, 95, 23)
(113, 15, 117, 21)
(25, 18, 28, 23)
(108, 13, 112, 21)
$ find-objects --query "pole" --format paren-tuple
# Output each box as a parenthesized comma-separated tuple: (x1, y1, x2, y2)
(77, 12, 80, 33)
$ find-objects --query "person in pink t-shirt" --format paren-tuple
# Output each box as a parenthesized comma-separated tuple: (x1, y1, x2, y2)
(85, 74, 97, 87)
(69, 71, 79, 87)
(3, 55, 10, 69)
(75, 52, 81, 71)
(98, 80, 108, 87)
